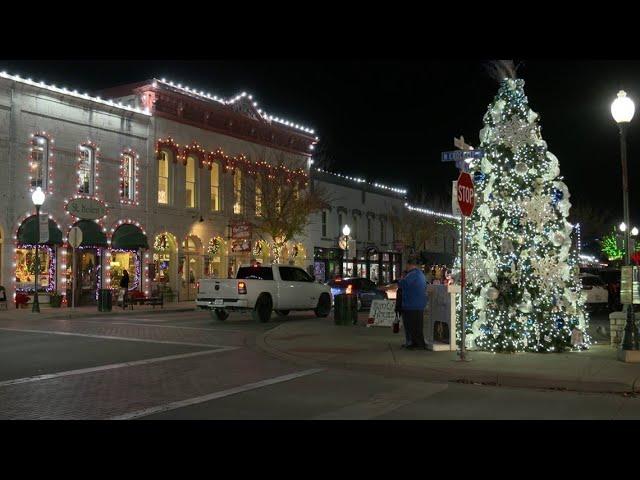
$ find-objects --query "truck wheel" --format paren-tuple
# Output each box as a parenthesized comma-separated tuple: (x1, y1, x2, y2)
(314, 293, 331, 318)
(252, 294, 273, 323)
(212, 308, 229, 321)
(275, 310, 290, 317)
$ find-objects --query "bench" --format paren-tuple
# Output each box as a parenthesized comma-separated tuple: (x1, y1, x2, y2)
(131, 294, 164, 309)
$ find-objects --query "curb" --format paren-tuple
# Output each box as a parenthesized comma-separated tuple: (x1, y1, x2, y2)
(255, 323, 323, 369)
(0, 307, 197, 321)
(255, 322, 640, 395)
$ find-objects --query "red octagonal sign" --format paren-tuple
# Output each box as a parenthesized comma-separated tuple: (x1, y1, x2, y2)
(457, 171, 475, 217)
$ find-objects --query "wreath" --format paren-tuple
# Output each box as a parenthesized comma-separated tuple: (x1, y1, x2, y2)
(208, 237, 224, 258)
(154, 234, 169, 252)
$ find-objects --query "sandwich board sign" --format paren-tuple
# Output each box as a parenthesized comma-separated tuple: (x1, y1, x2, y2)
(367, 299, 396, 327)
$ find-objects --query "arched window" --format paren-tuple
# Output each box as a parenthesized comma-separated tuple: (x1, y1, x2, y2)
(210, 162, 220, 212)
(233, 169, 242, 214)
(78, 144, 95, 195)
(185, 155, 198, 208)
(121, 152, 137, 202)
(30, 135, 49, 190)
(255, 174, 262, 216)
(158, 150, 171, 205)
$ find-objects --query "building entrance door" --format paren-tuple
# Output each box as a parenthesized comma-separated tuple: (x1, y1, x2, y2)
(76, 249, 98, 306)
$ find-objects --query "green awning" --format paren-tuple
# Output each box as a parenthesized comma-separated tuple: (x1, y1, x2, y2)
(73, 220, 108, 247)
(111, 224, 148, 250)
(17, 215, 63, 245)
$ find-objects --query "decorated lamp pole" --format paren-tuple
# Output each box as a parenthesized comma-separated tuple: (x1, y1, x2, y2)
(31, 187, 46, 313)
(611, 90, 638, 353)
(342, 224, 351, 276)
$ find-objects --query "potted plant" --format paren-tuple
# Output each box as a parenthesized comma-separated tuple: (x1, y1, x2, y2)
(15, 292, 29, 309)
(49, 292, 62, 308)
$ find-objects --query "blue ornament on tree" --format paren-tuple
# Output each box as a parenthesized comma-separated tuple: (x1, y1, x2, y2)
(551, 188, 563, 205)
(473, 171, 485, 183)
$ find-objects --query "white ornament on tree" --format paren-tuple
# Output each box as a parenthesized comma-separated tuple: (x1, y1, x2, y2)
(494, 117, 538, 151)
(486, 286, 500, 300)
(515, 162, 528, 175)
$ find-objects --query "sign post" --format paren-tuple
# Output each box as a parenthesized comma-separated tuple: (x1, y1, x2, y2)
(456, 171, 475, 361)
(68, 227, 83, 310)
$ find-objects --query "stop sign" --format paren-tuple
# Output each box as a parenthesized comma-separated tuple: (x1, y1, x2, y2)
(457, 172, 475, 217)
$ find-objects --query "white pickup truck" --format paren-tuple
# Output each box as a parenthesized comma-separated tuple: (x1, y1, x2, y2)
(196, 264, 333, 322)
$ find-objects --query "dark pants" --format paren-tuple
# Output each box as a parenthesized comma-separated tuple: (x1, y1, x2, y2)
(402, 309, 426, 347)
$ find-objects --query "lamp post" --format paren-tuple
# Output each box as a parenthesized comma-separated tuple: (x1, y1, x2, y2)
(342, 224, 351, 276)
(31, 187, 46, 313)
(611, 90, 638, 351)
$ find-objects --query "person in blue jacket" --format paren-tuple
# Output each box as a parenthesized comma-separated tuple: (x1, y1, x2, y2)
(399, 257, 428, 350)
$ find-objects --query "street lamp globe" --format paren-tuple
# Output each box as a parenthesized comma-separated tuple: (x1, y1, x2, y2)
(342, 224, 351, 237)
(619, 222, 627, 232)
(611, 90, 635, 124)
(632, 227, 639, 236)
(31, 186, 45, 206)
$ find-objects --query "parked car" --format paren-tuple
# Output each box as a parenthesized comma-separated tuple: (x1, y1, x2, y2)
(196, 264, 332, 322)
(580, 273, 609, 310)
(379, 279, 399, 300)
(327, 277, 387, 311)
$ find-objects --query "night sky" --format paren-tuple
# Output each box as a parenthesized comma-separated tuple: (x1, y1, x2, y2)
(3, 59, 638, 236)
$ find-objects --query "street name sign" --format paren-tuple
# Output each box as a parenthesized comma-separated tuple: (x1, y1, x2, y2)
(457, 172, 475, 217)
(441, 150, 484, 163)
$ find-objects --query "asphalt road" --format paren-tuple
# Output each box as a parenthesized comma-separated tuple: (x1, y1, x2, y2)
(0, 309, 638, 420)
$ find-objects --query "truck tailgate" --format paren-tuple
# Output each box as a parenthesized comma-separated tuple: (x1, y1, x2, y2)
(197, 279, 243, 306)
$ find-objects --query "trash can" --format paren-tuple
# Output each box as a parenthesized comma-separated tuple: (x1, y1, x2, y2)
(334, 293, 358, 325)
(98, 289, 112, 312)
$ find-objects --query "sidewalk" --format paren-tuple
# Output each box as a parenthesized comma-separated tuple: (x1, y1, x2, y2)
(0, 301, 197, 321)
(257, 316, 640, 394)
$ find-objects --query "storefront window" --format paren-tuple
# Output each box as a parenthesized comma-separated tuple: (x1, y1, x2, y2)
(185, 156, 197, 208)
(233, 169, 242, 214)
(153, 234, 172, 283)
(121, 153, 136, 201)
(158, 151, 171, 205)
(110, 251, 139, 290)
(78, 145, 95, 195)
(211, 162, 220, 211)
(30, 135, 49, 190)
(15, 246, 54, 292)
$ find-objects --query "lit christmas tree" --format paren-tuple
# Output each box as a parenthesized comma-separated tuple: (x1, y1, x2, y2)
(464, 69, 590, 353)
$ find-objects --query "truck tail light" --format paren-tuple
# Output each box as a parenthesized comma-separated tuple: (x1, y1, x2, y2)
(238, 281, 247, 295)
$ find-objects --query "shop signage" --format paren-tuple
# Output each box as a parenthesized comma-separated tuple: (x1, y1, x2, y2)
(620, 266, 640, 304)
(231, 239, 251, 253)
(66, 198, 107, 220)
(38, 213, 49, 244)
(231, 223, 251, 239)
